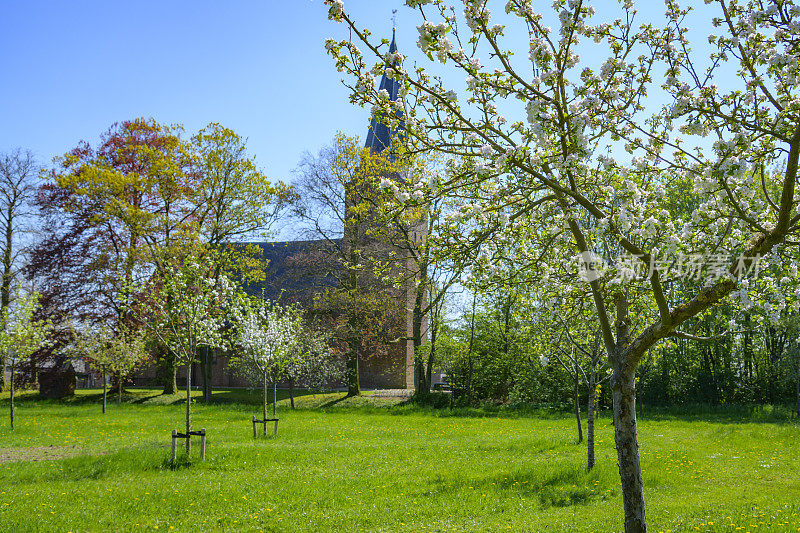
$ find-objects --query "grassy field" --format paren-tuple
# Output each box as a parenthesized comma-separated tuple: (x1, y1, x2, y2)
(0, 389, 799, 532)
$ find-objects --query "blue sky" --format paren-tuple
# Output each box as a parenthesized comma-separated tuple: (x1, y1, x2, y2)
(1, 0, 721, 189)
(0, 1, 406, 184)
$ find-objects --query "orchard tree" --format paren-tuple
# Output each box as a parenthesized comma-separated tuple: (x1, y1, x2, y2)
(0, 289, 51, 429)
(230, 298, 303, 426)
(284, 320, 345, 408)
(327, 1, 800, 530)
(541, 295, 610, 470)
(77, 325, 150, 412)
(133, 244, 233, 454)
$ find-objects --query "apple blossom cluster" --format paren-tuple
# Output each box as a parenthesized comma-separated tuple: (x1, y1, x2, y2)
(330, 0, 800, 346)
(135, 260, 234, 365)
(229, 300, 304, 383)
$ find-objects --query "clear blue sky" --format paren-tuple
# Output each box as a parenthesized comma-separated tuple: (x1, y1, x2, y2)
(0, 1, 406, 184)
(1, 1, 720, 187)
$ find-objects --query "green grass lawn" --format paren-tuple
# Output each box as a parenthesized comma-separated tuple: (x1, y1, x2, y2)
(0, 389, 798, 532)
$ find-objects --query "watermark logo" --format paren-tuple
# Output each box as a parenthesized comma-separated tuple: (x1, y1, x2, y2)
(571, 252, 763, 284)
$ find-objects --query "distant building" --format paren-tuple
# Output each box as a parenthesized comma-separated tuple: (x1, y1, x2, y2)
(140, 30, 425, 391)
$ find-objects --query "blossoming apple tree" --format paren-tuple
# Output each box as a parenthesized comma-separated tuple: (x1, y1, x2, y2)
(0, 289, 51, 429)
(325, 0, 800, 530)
(133, 246, 233, 454)
(229, 298, 304, 428)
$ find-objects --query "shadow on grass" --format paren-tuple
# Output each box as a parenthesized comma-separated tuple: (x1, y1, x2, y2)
(4, 388, 797, 425)
(423, 462, 615, 510)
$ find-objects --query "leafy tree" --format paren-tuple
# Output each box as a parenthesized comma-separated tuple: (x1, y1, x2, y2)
(0, 289, 51, 429)
(292, 133, 407, 395)
(77, 325, 150, 412)
(328, 1, 800, 529)
(189, 123, 295, 401)
(230, 298, 303, 424)
(0, 149, 39, 390)
(284, 322, 344, 409)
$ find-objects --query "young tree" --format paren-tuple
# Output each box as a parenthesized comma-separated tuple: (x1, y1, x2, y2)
(77, 325, 150, 412)
(542, 298, 610, 470)
(327, 1, 800, 529)
(230, 299, 303, 427)
(0, 149, 39, 391)
(0, 289, 51, 429)
(134, 244, 233, 454)
(285, 320, 345, 409)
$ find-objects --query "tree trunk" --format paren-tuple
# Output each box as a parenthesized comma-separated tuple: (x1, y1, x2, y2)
(346, 336, 360, 396)
(612, 292, 646, 532)
(574, 369, 583, 443)
(9, 358, 14, 430)
(117, 371, 122, 406)
(263, 372, 268, 424)
(200, 346, 213, 402)
(102, 371, 107, 414)
(413, 286, 426, 395)
(613, 364, 646, 533)
(289, 377, 295, 410)
(795, 356, 800, 418)
(0, 206, 12, 393)
(185, 364, 192, 455)
(587, 370, 596, 470)
(272, 381, 277, 418)
(162, 350, 178, 395)
(425, 339, 436, 393)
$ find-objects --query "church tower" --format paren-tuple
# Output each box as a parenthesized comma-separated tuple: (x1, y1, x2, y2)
(347, 28, 425, 390)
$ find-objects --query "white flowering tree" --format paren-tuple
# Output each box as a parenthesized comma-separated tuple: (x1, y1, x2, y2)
(230, 298, 304, 428)
(135, 248, 233, 454)
(327, 1, 800, 530)
(284, 325, 345, 408)
(77, 325, 150, 412)
(0, 289, 51, 429)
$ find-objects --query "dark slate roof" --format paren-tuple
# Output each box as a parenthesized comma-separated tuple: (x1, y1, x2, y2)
(242, 239, 342, 303)
(365, 30, 404, 154)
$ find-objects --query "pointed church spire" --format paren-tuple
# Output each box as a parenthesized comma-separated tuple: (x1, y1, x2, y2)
(365, 27, 403, 154)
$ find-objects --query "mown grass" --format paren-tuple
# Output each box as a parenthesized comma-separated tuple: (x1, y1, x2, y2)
(0, 389, 798, 532)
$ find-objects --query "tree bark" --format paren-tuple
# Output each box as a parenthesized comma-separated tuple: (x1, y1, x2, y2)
(795, 356, 800, 418)
(9, 358, 14, 430)
(185, 364, 191, 455)
(289, 377, 295, 410)
(574, 369, 583, 443)
(0, 204, 12, 393)
(613, 364, 646, 533)
(612, 291, 646, 532)
(413, 282, 426, 395)
(346, 335, 360, 396)
(587, 370, 596, 471)
(102, 370, 107, 414)
(263, 372, 268, 425)
(117, 371, 122, 406)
